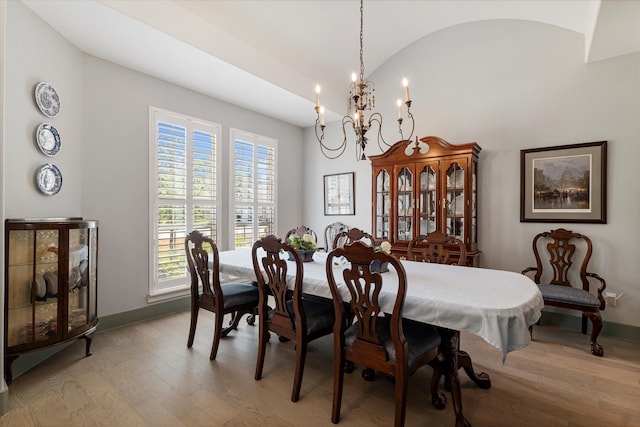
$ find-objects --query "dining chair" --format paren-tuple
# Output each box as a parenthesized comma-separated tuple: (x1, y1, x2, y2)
(252, 234, 335, 402)
(285, 225, 318, 245)
(185, 230, 259, 360)
(332, 227, 375, 248)
(522, 228, 606, 356)
(407, 230, 466, 265)
(326, 241, 460, 427)
(323, 221, 350, 251)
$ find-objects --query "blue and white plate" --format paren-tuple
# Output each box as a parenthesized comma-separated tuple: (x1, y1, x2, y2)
(36, 123, 61, 156)
(35, 164, 62, 196)
(35, 82, 60, 118)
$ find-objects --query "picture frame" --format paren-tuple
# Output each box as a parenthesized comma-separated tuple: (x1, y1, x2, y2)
(520, 141, 607, 223)
(324, 172, 355, 215)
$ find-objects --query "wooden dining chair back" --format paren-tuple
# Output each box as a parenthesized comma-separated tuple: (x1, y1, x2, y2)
(326, 241, 456, 427)
(332, 227, 375, 249)
(252, 234, 335, 402)
(185, 230, 259, 360)
(324, 221, 350, 251)
(285, 225, 318, 245)
(407, 231, 466, 265)
(522, 228, 606, 356)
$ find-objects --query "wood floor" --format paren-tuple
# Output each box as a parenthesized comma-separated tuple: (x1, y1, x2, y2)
(2, 310, 639, 427)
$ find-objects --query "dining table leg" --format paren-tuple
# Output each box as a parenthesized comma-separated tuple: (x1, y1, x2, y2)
(457, 349, 491, 389)
(440, 328, 471, 427)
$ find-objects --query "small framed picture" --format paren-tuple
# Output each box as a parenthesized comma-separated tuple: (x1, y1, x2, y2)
(324, 172, 355, 216)
(520, 141, 607, 223)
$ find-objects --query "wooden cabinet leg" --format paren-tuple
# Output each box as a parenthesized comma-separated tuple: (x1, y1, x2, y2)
(4, 355, 18, 386)
(82, 333, 94, 357)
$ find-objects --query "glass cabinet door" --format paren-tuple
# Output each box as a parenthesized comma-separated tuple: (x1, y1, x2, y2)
(445, 162, 465, 239)
(6, 229, 60, 347)
(67, 227, 98, 335)
(419, 165, 437, 235)
(375, 169, 390, 239)
(396, 167, 413, 241)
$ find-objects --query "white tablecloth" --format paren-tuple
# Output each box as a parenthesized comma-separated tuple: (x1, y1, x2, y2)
(218, 248, 543, 362)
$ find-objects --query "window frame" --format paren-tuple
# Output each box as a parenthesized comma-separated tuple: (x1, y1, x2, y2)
(148, 106, 222, 301)
(228, 128, 278, 249)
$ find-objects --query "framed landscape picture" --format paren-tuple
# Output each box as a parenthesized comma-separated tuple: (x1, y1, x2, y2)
(324, 172, 355, 215)
(520, 141, 607, 223)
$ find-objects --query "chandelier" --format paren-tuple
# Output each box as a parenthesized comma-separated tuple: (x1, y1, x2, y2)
(314, 0, 415, 160)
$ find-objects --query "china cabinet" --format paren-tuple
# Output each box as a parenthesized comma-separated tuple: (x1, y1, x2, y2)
(369, 136, 481, 266)
(4, 218, 98, 384)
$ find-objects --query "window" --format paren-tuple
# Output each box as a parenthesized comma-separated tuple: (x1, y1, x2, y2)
(230, 128, 277, 248)
(149, 107, 221, 299)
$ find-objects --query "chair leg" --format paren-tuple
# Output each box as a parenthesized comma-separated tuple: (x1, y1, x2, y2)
(187, 306, 199, 348)
(394, 368, 409, 427)
(209, 312, 224, 360)
(585, 311, 604, 357)
(255, 314, 269, 380)
(291, 339, 308, 402)
(429, 358, 446, 410)
(332, 354, 345, 423)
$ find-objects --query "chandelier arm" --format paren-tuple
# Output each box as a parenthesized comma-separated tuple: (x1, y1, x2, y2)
(405, 105, 415, 142)
(314, 118, 325, 143)
(368, 112, 392, 152)
(314, 117, 349, 160)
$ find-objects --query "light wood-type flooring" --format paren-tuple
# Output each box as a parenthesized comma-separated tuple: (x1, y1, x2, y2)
(2, 310, 639, 426)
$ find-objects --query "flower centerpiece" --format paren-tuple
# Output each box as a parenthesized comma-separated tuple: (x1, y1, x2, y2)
(287, 233, 317, 262)
(371, 241, 392, 272)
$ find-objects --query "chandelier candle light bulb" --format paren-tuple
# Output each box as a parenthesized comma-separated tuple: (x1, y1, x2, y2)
(315, 85, 321, 108)
(403, 78, 410, 102)
(397, 99, 403, 120)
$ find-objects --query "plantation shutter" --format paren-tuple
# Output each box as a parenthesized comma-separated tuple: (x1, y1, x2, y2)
(150, 108, 220, 298)
(231, 129, 277, 248)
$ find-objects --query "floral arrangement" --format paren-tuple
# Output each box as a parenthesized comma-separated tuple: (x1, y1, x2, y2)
(374, 241, 392, 254)
(288, 233, 317, 251)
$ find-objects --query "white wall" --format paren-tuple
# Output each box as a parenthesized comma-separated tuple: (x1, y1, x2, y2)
(4, 0, 84, 217)
(3, 1, 304, 319)
(81, 56, 303, 316)
(303, 20, 640, 328)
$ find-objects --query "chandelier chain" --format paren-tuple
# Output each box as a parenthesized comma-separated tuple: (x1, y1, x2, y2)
(359, 0, 365, 83)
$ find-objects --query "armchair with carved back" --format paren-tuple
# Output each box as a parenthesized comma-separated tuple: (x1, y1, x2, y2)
(407, 231, 466, 265)
(185, 230, 259, 360)
(522, 228, 606, 356)
(326, 241, 466, 426)
(252, 235, 335, 402)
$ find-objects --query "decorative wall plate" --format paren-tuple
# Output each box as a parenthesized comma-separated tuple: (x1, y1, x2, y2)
(35, 164, 62, 195)
(35, 82, 60, 118)
(36, 123, 61, 156)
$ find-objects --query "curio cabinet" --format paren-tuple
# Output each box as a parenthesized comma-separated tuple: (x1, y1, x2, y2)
(369, 136, 481, 266)
(4, 218, 98, 384)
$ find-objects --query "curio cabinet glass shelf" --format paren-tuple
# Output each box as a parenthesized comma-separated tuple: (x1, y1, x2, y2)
(4, 218, 98, 384)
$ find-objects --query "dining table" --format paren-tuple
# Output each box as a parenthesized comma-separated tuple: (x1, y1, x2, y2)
(218, 247, 544, 426)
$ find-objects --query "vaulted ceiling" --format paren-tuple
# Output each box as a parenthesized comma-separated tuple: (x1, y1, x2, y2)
(23, 0, 640, 127)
